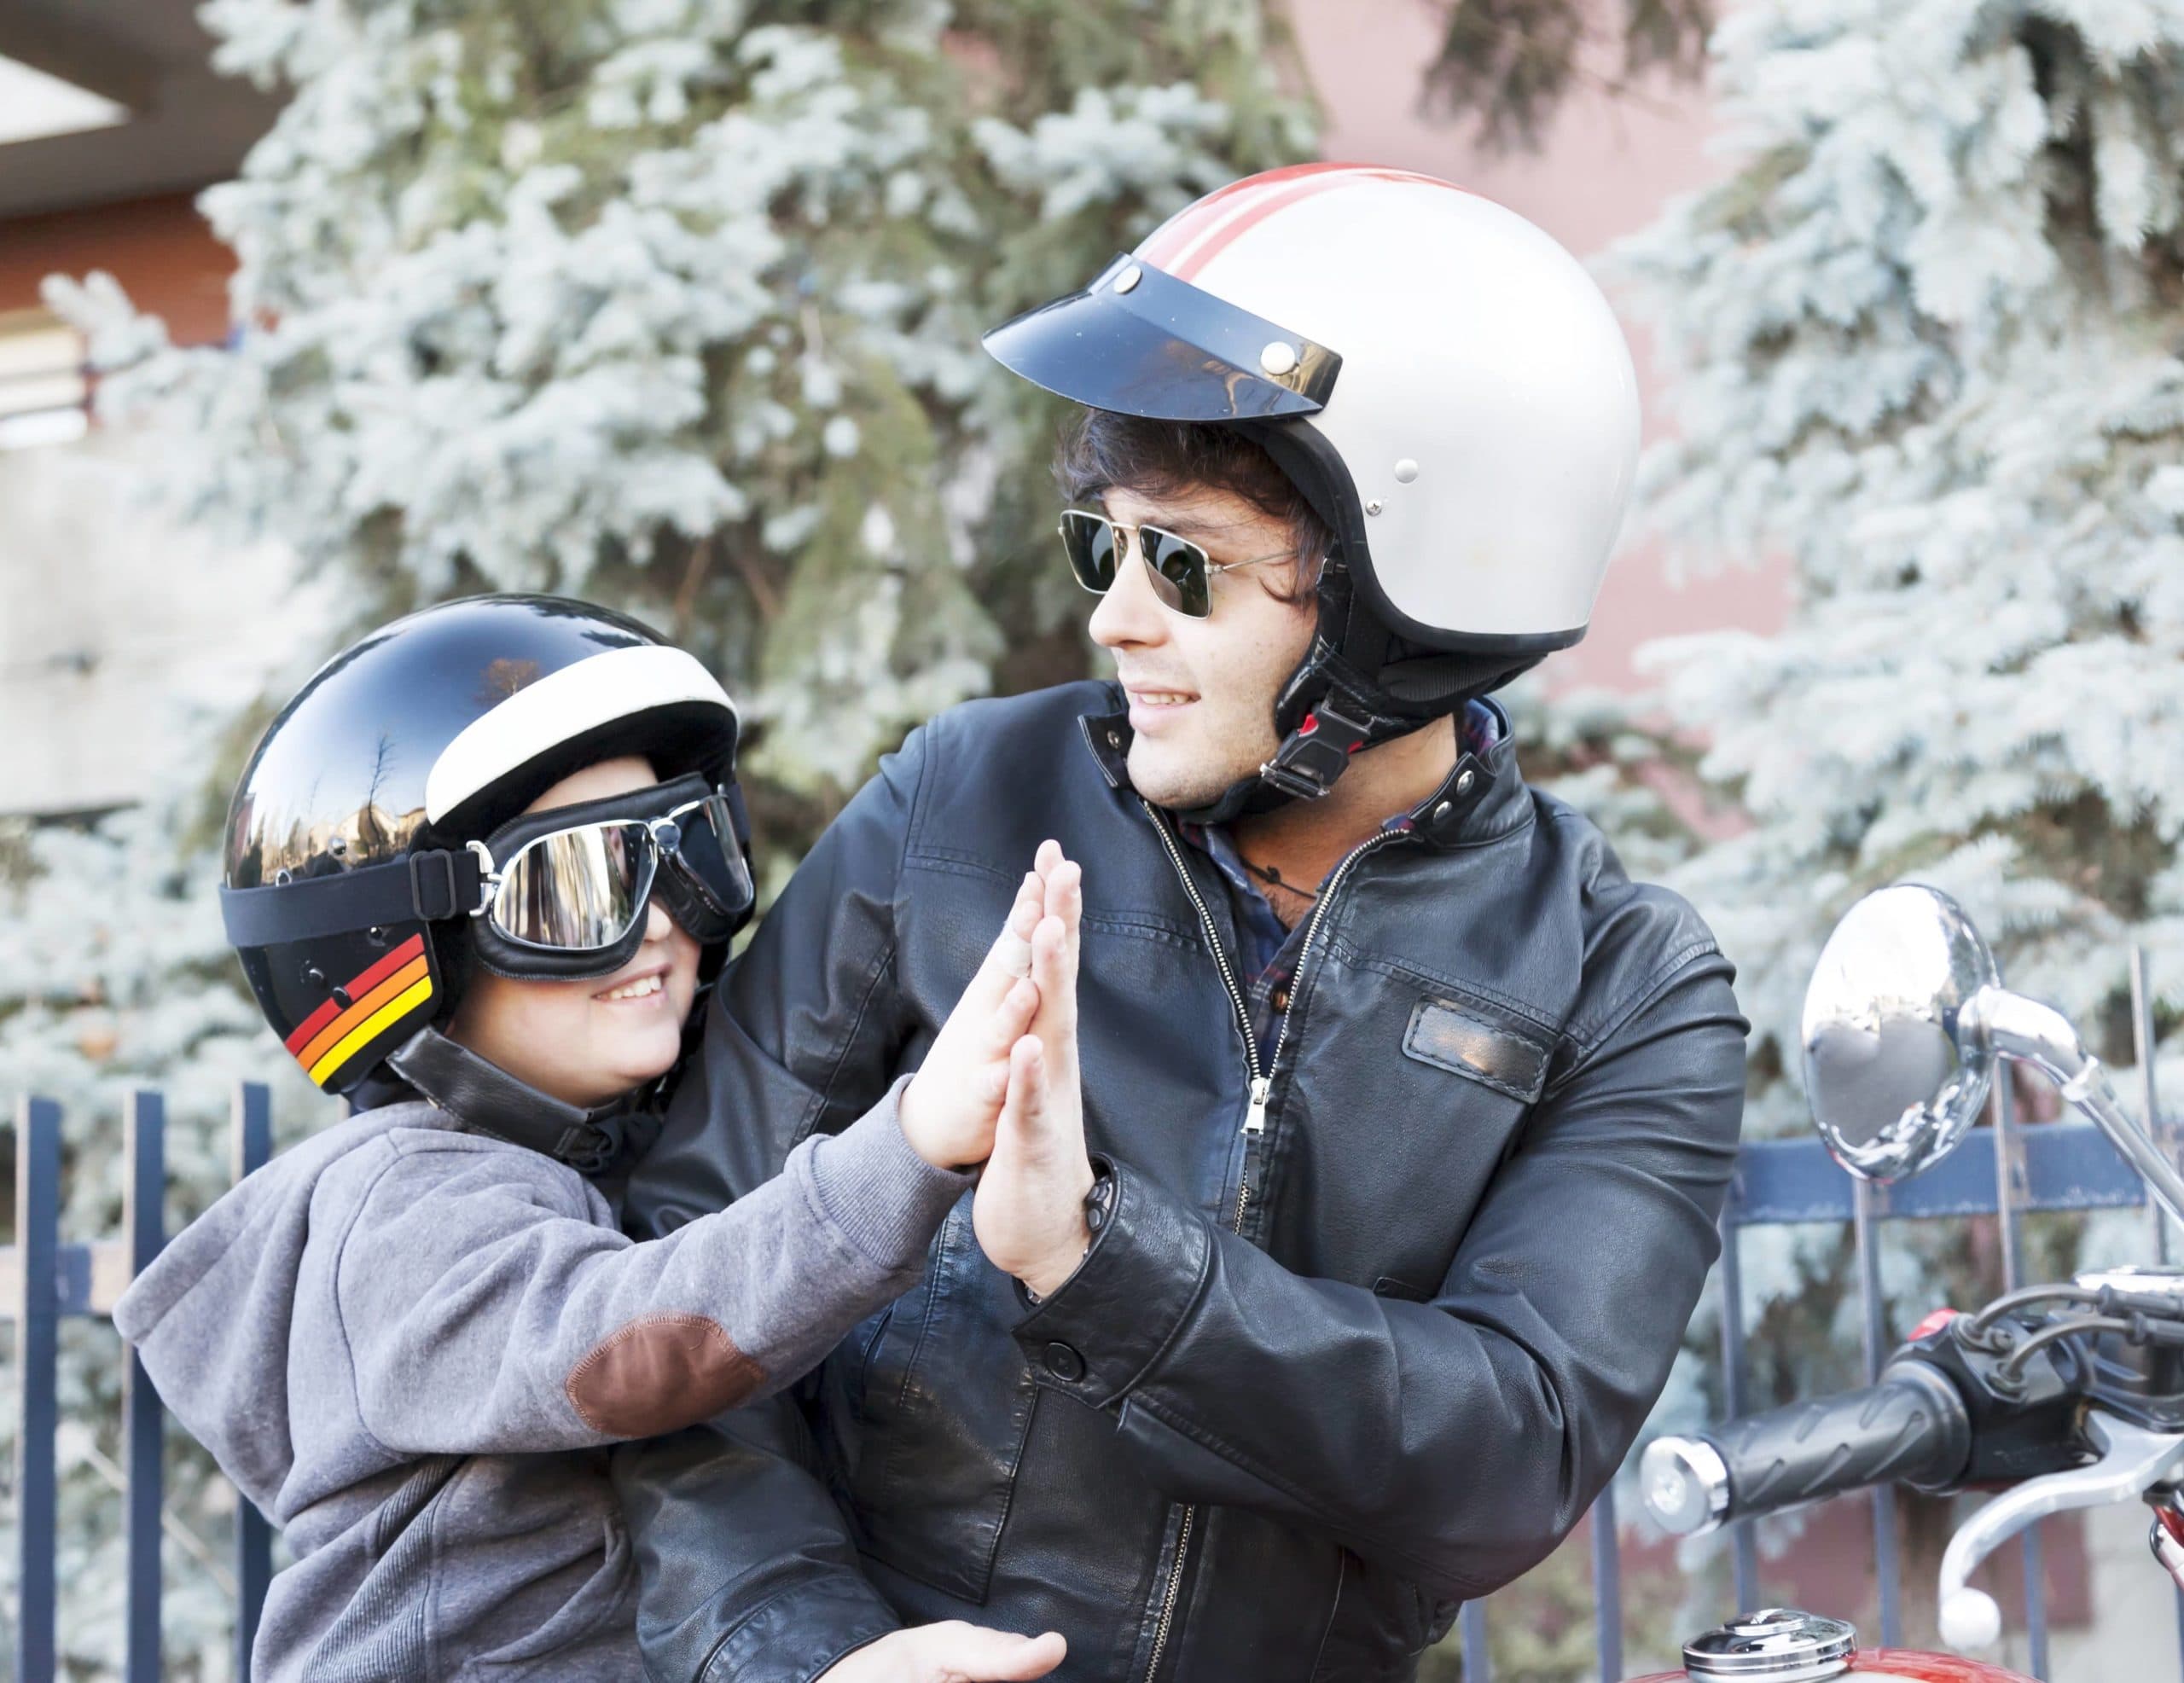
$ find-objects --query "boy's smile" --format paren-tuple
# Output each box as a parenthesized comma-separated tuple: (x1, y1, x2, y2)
(450, 755, 702, 1106)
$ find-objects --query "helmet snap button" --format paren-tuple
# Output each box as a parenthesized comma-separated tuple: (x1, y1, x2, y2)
(1366, 499, 1384, 516)
(1113, 264, 1142, 294)
(1259, 341, 1299, 376)
(1394, 459, 1420, 484)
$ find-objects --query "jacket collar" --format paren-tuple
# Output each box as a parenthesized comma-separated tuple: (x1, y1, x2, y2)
(1077, 684, 1532, 849)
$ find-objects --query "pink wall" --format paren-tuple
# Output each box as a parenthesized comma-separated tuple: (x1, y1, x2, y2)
(1289, 0, 1789, 693)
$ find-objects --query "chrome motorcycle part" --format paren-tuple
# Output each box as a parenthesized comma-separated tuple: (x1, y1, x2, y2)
(1937, 1412, 2184, 1650)
(2152, 1496, 2184, 1595)
(1681, 1609, 1856, 1680)
(1641, 1435, 1732, 1535)
(1802, 885, 2184, 1227)
(1802, 885, 1995, 1182)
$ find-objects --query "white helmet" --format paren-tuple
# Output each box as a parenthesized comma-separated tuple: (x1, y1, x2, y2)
(985, 164, 1641, 809)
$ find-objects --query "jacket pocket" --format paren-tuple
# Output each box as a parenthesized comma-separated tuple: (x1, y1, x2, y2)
(1309, 1552, 1443, 1681)
(837, 1194, 1037, 1603)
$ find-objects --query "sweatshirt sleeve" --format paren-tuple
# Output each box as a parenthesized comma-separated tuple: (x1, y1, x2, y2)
(333, 1078, 968, 1455)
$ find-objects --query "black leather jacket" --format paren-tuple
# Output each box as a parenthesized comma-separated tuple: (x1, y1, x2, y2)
(615, 681, 1747, 1682)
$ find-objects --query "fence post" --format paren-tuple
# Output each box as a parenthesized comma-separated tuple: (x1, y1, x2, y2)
(1591, 1483, 1623, 1681)
(14, 1097, 60, 1683)
(1459, 1597, 1490, 1681)
(123, 1091, 166, 1683)
(1852, 1179, 1902, 1648)
(2129, 949, 2184, 1679)
(1716, 1209, 1759, 1612)
(231, 1083, 275, 1680)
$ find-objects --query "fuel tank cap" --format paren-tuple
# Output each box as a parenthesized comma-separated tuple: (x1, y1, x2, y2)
(1684, 1610, 1856, 1680)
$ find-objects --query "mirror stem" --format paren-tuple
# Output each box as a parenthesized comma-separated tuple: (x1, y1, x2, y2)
(1968, 986, 2184, 1230)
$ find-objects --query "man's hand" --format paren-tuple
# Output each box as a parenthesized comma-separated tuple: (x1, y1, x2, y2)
(815, 1622, 1066, 1682)
(973, 842, 1095, 1299)
(898, 871, 1047, 1169)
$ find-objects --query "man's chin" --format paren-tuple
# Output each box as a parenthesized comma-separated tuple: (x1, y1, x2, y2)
(1125, 744, 1259, 813)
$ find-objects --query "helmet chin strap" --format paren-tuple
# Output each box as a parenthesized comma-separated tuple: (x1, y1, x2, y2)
(1167, 560, 1448, 827)
(386, 1025, 648, 1175)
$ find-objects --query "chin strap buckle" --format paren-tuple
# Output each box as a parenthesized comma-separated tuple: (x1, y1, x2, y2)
(1259, 701, 1374, 801)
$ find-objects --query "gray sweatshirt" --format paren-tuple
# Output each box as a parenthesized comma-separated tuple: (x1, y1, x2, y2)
(113, 1082, 967, 1681)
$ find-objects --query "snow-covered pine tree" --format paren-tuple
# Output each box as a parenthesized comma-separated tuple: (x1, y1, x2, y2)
(5, 3, 1313, 1671)
(1606, 9, 2184, 1605)
(1618, 0, 2184, 1140)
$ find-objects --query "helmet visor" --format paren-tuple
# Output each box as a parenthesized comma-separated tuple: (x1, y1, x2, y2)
(984, 255, 1339, 423)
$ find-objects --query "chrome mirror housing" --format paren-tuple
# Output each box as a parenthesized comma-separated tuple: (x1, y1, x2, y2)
(1802, 884, 1999, 1183)
(1800, 884, 2184, 1226)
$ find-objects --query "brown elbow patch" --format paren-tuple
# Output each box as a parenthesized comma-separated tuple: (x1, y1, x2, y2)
(565, 1313, 770, 1436)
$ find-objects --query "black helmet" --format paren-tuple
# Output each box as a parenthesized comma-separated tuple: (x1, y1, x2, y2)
(220, 595, 748, 1103)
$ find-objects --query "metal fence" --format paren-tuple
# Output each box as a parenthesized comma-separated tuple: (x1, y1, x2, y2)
(6, 1036, 2184, 1680)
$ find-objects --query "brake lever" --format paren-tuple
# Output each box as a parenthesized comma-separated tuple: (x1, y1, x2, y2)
(1937, 1413, 2184, 1650)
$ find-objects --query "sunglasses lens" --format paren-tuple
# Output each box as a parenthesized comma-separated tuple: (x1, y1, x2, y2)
(1140, 526, 1211, 618)
(1059, 511, 1120, 593)
(492, 821, 654, 950)
(665, 795, 755, 925)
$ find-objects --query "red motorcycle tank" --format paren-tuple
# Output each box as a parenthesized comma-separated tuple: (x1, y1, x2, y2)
(1624, 1610, 2038, 1683)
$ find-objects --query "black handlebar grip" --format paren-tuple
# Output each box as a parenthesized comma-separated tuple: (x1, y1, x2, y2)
(1642, 1360, 1972, 1533)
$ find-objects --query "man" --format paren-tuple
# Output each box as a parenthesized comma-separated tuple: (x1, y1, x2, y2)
(616, 164, 1748, 1682)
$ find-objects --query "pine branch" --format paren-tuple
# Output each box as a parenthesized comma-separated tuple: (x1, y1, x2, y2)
(1417, 0, 1712, 152)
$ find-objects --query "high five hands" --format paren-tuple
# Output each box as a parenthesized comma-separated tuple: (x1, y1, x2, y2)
(825, 844, 1089, 1682)
(973, 840, 1095, 1300)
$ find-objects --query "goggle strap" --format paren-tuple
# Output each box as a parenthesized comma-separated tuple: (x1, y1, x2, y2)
(221, 847, 485, 949)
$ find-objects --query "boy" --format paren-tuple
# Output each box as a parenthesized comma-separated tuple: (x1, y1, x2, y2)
(118, 595, 1069, 1681)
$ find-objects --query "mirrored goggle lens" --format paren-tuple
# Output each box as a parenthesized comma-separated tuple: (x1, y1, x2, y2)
(1058, 510, 1119, 593)
(1137, 525, 1212, 618)
(491, 821, 656, 951)
(665, 794, 754, 919)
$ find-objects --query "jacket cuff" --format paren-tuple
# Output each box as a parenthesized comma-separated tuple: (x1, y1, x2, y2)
(1009, 1161, 1212, 1408)
(701, 1574, 901, 1683)
(795, 1075, 973, 1277)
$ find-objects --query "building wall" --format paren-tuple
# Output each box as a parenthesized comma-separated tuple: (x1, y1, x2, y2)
(0, 191, 301, 819)
(1289, 0, 1790, 695)
(0, 189, 233, 342)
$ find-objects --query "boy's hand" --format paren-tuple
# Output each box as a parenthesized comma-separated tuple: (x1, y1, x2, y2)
(816, 1622, 1066, 1681)
(898, 870, 1047, 1169)
(973, 844, 1095, 1298)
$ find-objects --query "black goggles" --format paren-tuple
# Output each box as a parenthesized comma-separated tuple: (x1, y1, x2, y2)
(1057, 508, 1298, 619)
(466, 772, 754, 980)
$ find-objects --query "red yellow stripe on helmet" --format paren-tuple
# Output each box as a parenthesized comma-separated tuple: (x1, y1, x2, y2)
(1137, 162, 1473, 284)
(282, 934, 434, 1088)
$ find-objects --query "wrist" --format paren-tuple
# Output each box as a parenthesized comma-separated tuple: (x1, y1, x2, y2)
(1016, 1213, 1094, 1301)
(895, 1074, 957, 1171)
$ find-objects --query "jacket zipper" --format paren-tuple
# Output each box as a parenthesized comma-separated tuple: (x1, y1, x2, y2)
(1136, 805, 1402, 1680)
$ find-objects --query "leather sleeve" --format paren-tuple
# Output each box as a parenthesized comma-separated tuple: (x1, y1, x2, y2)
(610, 728, 930, 1682)
(1012, 948, 1747, 1604)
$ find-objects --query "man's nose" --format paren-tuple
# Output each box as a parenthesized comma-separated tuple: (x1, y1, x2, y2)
(1088, 541, 1167, 649)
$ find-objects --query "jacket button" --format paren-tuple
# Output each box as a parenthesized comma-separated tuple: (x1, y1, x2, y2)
(1043, 1341, 1087, 1382)
(1107, 729, 1123, 748)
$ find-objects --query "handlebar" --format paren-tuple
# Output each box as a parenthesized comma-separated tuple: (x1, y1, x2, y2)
(1642, 1358, 1972, 1534)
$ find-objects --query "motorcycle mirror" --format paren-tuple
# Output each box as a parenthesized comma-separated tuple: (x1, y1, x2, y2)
(1801, 884, 1999, 1183)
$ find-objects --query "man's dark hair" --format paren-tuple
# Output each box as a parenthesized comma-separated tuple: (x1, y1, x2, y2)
(1054, 411, 1332, 605)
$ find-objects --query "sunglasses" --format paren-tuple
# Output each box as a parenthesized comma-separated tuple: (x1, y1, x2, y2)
(467, 774, 754, 978)
(1057, 508, 1300, 619)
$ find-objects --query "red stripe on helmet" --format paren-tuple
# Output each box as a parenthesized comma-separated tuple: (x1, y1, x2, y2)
(282, 933, 428, 1054)
(1138, 164, 1474, 287)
